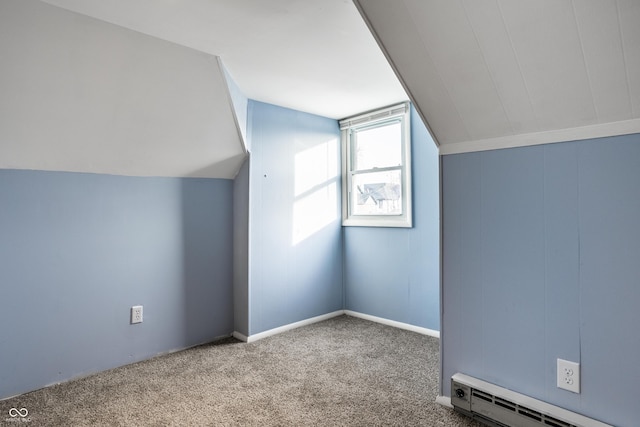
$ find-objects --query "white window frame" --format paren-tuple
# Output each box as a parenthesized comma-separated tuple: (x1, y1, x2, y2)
(340, 102, 412, 228)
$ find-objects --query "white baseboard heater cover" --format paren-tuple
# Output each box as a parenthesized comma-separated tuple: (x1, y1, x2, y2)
(451, 373, 612, 427)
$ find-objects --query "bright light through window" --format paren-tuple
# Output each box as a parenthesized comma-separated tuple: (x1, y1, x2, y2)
(292, 139, 339, 245)
(340, 103, 412, 227)
(355, 122, 402, 170)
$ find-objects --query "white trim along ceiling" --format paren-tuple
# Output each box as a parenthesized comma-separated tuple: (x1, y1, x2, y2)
(355, 0, 640, 154)
(6, 0, 635, 172)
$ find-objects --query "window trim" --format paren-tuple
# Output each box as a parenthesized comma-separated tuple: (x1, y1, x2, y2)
(340, 102, 412, 228)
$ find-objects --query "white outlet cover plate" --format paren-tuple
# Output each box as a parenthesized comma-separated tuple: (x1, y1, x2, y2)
(557, 358, 580, 393)
(131, 305, 143, 324)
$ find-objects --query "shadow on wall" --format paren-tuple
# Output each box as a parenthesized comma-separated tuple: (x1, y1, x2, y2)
(180, 176, 234, 346)
(183, 154, 247, 179)
(0, 170, 237, 399)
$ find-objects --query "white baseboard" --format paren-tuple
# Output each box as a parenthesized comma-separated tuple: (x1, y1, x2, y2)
(239, 309, 440, 343)
(232, 331, 248, 342)
(435, 395, 453, 408)
(245, 310, 344, 343)
(344, 310, 440, 338)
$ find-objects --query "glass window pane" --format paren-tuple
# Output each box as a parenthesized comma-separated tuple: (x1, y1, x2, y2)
(351, 169, 402, 216)
(354, 121, 401, 171)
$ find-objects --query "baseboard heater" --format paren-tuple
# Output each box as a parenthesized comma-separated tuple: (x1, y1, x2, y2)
(451, 373, 612, 427)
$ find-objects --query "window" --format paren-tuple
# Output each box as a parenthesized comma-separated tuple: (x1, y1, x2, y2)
(340, 102, 412, 227)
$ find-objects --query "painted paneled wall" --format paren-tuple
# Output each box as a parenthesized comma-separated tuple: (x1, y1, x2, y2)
(233, 157, 250, 337)
(247, 101, 343, 335)
(441, 134, 640, 427)
(343, 106, 440, 331)
(0, 170, 233, 399)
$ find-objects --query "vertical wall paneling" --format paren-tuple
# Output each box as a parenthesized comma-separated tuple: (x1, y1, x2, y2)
(246, 101, 343, 335)
(441, 134, 640, 426)
(480, 147, 546, 394)
(578, 138, 640, 424)
(542, 143, 581, 409)
(441, 151, 484, 380)
(0, 170, 234, 400)
(343, 106, 440, 331)
(233, 158, 250, 336)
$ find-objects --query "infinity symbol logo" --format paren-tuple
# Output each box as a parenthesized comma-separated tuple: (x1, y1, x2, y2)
(8, 408, 28, 418)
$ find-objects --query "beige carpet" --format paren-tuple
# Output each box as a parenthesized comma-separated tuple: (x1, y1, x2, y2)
(1, 315, 482, 426)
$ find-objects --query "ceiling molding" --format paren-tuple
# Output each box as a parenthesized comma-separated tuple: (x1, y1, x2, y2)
(439, 118, 640, 155)
(355, 0, 640, 155)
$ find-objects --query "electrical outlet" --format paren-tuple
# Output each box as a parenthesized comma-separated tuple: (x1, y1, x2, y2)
(131, 305, 143, 324)
(557, 358, 580, 393)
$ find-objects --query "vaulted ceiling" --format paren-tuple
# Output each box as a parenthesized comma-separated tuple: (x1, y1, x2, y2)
(355, 0, 640, 154)
(3, 0, 637, 179)
(1, 0, 245, 178)
(0, 0, 406, 178)
(40, 0, 407, 121)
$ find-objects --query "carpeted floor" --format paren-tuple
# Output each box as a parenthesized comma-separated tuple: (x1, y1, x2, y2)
(1, 315, 482, 426)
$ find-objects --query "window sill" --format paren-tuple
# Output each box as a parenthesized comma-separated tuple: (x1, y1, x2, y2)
(342, 216, 412, 228)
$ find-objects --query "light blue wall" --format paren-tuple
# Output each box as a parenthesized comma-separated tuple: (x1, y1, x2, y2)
(225, 67, 250, 337)
(343, 106, 440, 330)
(233, 157, 250, 336)
(247, 101, 343, 335)
(0, 170, 234, 399)
(441, 134, 640, 427)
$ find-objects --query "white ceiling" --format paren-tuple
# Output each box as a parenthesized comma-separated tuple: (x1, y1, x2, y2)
(355, 0, 640, 154)
(1, 0, 246, 178)
(9, 0, 632, 177)
(3, 0, 407, 178)
(40, 0, 408, 121)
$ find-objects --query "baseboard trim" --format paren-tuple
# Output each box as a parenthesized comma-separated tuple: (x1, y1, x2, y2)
(245, 310, 344, 343)
(435, 395, 452, 408)
(344, 310, 440, 338)
(241, 310, 440, 343)
(232, 331, 248, 342)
